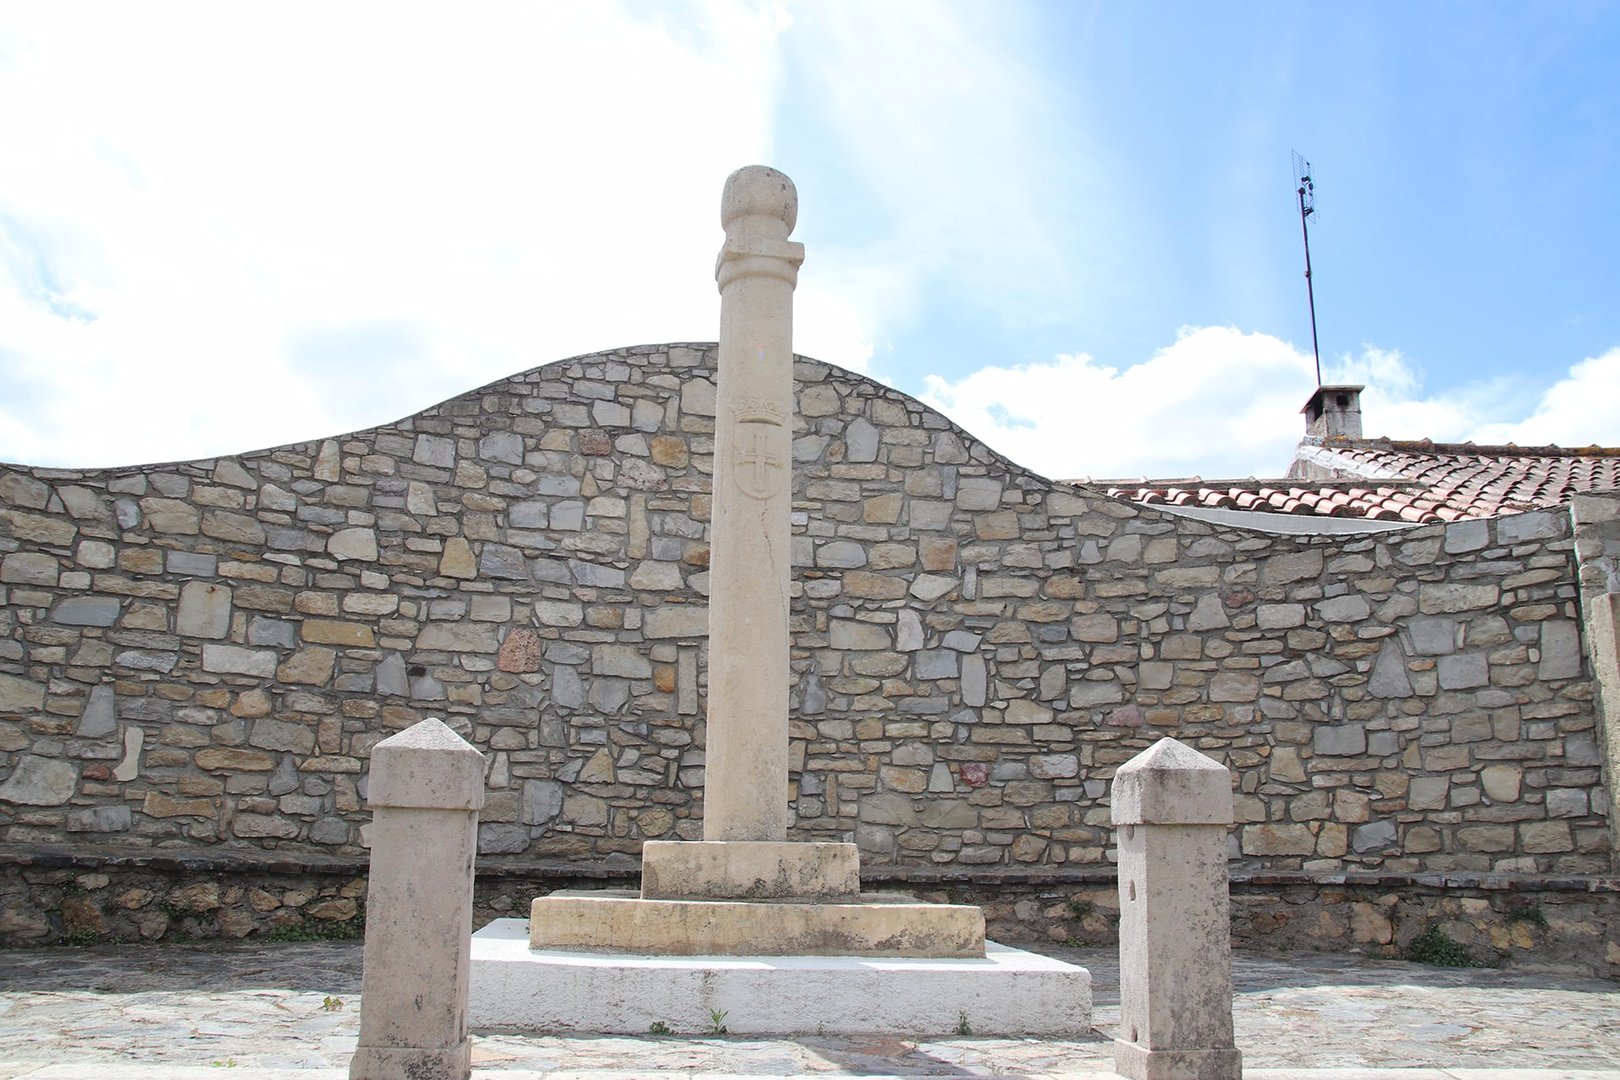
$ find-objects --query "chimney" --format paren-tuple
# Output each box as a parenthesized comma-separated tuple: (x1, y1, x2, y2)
(1302, 384, 1364, 440)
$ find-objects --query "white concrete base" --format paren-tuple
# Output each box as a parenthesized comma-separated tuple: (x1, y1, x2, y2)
(468, 918, 1091, 1035)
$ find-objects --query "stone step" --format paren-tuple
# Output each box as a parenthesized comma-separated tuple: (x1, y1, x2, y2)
(529, 889, 985, 957)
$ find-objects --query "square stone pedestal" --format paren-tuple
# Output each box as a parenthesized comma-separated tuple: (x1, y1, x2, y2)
(469, 918, 1092, 1035)
(640, 838, 860, 899)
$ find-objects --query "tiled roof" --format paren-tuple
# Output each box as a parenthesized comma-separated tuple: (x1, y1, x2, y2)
(1067, 439, 1620, 524)
(1081, 478, 1460, 523)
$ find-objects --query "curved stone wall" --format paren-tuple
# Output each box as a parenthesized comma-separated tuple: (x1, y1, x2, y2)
(0, 343, 1609, 875)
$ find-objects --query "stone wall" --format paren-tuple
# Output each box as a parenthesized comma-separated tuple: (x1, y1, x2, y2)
(0, 343, 1612, 878)
(5, 850, 1614, 974)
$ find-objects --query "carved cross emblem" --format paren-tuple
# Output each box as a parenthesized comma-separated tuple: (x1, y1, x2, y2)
(734, 423, 785, 500)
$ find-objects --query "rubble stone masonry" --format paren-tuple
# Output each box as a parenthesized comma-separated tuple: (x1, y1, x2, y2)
(0, 344, 1614, 955)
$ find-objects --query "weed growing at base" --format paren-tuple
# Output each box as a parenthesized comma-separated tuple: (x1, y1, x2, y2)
(268, 915, 365, 942)
(1505, 903, 1549, 929)
(1405, 924, 1490, 968)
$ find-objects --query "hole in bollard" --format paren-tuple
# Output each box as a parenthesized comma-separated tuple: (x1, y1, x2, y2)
(1124, 824, 1134, 840)
(1128, 880, 1136, 901)
(1131, 1026, 1139, 1042)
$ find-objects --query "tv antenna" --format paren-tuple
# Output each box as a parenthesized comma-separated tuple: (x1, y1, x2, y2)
(1292, 151, 1322, 386)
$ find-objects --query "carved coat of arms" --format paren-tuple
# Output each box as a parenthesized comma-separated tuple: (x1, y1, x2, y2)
(731, 399, 786, 500)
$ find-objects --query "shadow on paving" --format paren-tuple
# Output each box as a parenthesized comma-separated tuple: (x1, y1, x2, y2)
(471, 1030, 1112, 1077)
(0, 939, 364, 994)
(1052, 944, 1620, 1003)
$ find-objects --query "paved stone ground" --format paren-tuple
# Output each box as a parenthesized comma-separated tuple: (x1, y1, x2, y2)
(0, 940, 1617, 1077)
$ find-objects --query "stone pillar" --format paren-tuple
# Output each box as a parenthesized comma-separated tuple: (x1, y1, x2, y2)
(1112, 737, 1242, 1080)
(1571, 492, 1620, 865)
(1587, 592, 1620, 862)
(703, 165, 804, 843)
(351, 718, 486, 1080)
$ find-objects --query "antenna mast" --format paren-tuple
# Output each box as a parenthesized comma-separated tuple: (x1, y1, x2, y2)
(1292, 151, 1321, 387)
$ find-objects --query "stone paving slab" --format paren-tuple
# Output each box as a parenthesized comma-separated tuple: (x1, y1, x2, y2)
(6, 1070, 1620, 1080)
(0, 941, 1617, 1076)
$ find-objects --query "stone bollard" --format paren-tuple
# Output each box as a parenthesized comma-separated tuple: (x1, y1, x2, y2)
(351, 718, 486, 1080)
(1112, 737, 1242, 1080)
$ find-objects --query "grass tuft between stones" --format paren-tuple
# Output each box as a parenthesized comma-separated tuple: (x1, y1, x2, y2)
(1505, 902, 1550, 929)
(267, 913, 366, 943)
(1404, 924, 1490, 968)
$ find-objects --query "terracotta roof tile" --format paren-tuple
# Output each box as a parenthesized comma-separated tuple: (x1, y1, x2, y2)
(1072, 439, 1620, 523)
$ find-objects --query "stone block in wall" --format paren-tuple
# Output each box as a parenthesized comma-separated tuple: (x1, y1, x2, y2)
(1497, 510, 1563, 544)
(1437, 653, 1490, 690)
(1407, 617, 1458, 656)
(1444, 519, 1490, 553)
(1538, 620, 1583, 679)
(1313, 723, 1365, 756)
(1368, 640, 1414, 698)
(51, 596, 121, 626)
(1420, 582, 1500, 614)
(202, 644, 277, 677)
(1241, 824, 1314, 856)
(0, 756, 77, 805)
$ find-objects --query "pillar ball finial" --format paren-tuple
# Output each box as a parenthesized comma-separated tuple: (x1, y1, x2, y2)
(721, 165, 797, 232)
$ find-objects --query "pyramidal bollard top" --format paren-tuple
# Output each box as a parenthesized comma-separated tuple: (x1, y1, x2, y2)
(1111, 736, 1233, 826)
(368, 717, 486, 812)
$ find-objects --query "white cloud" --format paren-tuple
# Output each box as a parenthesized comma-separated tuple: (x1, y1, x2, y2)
(1321, 348, 1512, 444)
(1325, 345, 1620, 449)
(1470, 347, 1620, 448)
(921, 329, 1620, 482)
(0, 1, 786, 466)
(921, 326, 1316, 480)
(794, 251, 921, 378)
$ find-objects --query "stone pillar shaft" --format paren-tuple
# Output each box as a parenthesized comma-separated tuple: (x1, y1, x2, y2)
(704, 166, 803, 843)
(351, 718, 485, 1080)
(1571, 492, 1620, 865)
(1587, 592, 1620, 862)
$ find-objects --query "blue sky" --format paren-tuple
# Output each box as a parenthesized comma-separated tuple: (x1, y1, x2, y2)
(2, 2, 1616, 479)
